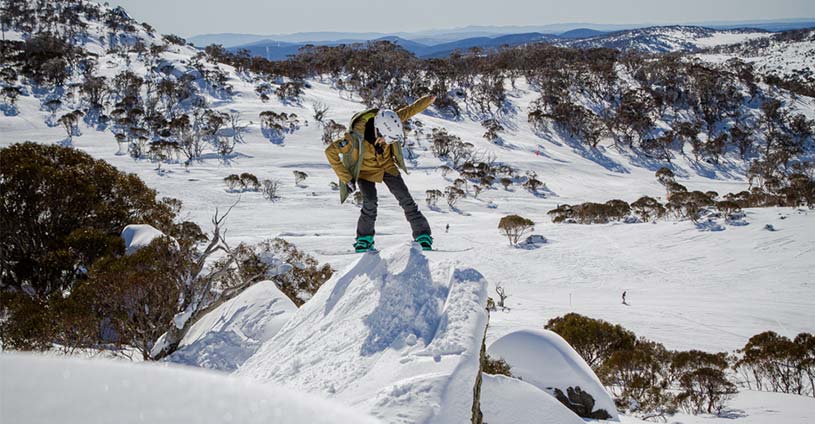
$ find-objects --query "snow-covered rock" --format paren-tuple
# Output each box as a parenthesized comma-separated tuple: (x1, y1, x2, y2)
(0, 353, 381, 424)
(237, 242, 489, 424)
(166, 280, 297, 371)
(121, 224, 173, 255)
(481, 374, 585, 424)
(517, 234, 548, 249)
(487, 329, 619, 420)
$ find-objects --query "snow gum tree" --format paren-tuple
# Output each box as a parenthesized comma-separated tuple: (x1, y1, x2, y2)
(497, 214, 534, 246)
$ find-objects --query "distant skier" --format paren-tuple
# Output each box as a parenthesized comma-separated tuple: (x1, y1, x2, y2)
(445, 224, 450, 233)
(325, 95, 436, 252)
(622, 291, 627, 305)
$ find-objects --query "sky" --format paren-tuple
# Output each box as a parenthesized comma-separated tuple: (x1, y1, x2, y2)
(97, 0, 815, 37)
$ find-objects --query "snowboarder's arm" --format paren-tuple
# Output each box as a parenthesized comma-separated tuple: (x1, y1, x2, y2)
(396, 95, 435, 122)
(325, 135, 354, 184)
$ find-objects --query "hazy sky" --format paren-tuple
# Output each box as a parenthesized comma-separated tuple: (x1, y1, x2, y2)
(97, 0, 815, 37)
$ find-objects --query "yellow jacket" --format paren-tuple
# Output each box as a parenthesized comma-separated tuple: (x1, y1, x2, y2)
(325, 95, 434, 201)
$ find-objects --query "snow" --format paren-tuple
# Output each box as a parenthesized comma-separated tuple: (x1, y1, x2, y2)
(166, 280, 297, 371)
(1, 5, 814, 422)
(619, 390, 815, 424)
(121, 224, 171, 255)
(237, 242, 489, 423)
(0, 352, 381, 424)
(487, 329, 619, 420)
(696, 30, 815, 81)
(480, 374, 585, 424)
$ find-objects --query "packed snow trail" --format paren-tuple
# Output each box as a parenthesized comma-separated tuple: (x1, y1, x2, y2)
(237, 242, 489, 424)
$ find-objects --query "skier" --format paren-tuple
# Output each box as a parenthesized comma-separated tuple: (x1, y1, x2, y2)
(445, 223, 450, 233)
(622, 291, 627, 305)
(325, 95, 436, 252)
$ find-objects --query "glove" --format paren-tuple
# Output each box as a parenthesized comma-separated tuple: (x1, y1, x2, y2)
(346, 180, 357, 193)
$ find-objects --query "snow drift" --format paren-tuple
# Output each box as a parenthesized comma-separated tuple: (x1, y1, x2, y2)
(0, 353, 380, 424)
(121, 224, 173, 255)
(237, 242, 489, 423)
(167, 280, 297, 371)
(480, 374, 585, 424)
(487, 329, 619, 420)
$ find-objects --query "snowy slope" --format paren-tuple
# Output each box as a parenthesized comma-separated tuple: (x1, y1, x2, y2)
(167, 280, 297, 371)
(558, 26, 772, 53)
(0, 352, 381, 424)
(237, 243, 489, 424)
(697, 29, 815, 79)
(487, 329, 619, 420)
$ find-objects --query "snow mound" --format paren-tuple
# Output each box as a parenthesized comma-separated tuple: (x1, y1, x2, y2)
(0, 353, 380, 424)
(481, 374, 585, 424)
(121, 224, 172, 254)
(167, 281, 297, 371)
(237, 242, 489, 424)
(487, 329, 619, 420)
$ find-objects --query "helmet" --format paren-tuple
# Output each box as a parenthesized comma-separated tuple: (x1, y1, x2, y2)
(374, 110, 404, 144)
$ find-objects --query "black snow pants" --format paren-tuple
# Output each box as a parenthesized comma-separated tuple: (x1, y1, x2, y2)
(356, 172, 431, 239)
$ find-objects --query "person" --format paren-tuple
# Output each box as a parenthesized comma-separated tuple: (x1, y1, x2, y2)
(325, 95, 436, 252)
(622, 291, 627, 305)
(445, 223, 450, 233)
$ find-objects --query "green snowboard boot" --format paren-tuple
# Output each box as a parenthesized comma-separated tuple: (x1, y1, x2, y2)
(415, 234, 433, 251)
(354, 235, 375, 253)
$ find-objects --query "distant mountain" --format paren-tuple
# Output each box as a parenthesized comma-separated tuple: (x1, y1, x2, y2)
(558, 28, 607, 39)
(227, 32, 558, 60)
(420, 33, 557, 58)
(191, 19, 815, 49)
(189, 31, 390, 48)
(187, 33, 275, 48)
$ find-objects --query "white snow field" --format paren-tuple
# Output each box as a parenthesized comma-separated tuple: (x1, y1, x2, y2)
(167, 280, 298, 371)
(237, 242, 489, 423)
(487, 329, 619, 419)
(0, 352, 381, 424)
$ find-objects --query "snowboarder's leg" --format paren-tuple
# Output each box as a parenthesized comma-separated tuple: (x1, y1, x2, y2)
(356, 178, 378, 238)
(383, 173, 431, 240)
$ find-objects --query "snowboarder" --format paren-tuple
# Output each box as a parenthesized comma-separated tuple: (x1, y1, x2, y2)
(325, 95, 436, 252)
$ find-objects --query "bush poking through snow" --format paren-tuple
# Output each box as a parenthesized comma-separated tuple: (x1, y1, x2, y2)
(224, 173, 260, 192)
(262, 179, 281, 200)
(548, 200, 640, 224)
(321, 119, 346, 144)
(734, 331, 815, 397)
(672, 350, 737, 414)
(494, 283, 510, 310)
(498, 215, 535, 246)
(631, 196, 666, 222)
(546, 313, 746, 416)
(545, 313, 637, 370)
(0, 143, 181, 351)
(425, 189, 442, 207)
(293, 170, 308, 186)
(483, 354, 512, 377)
